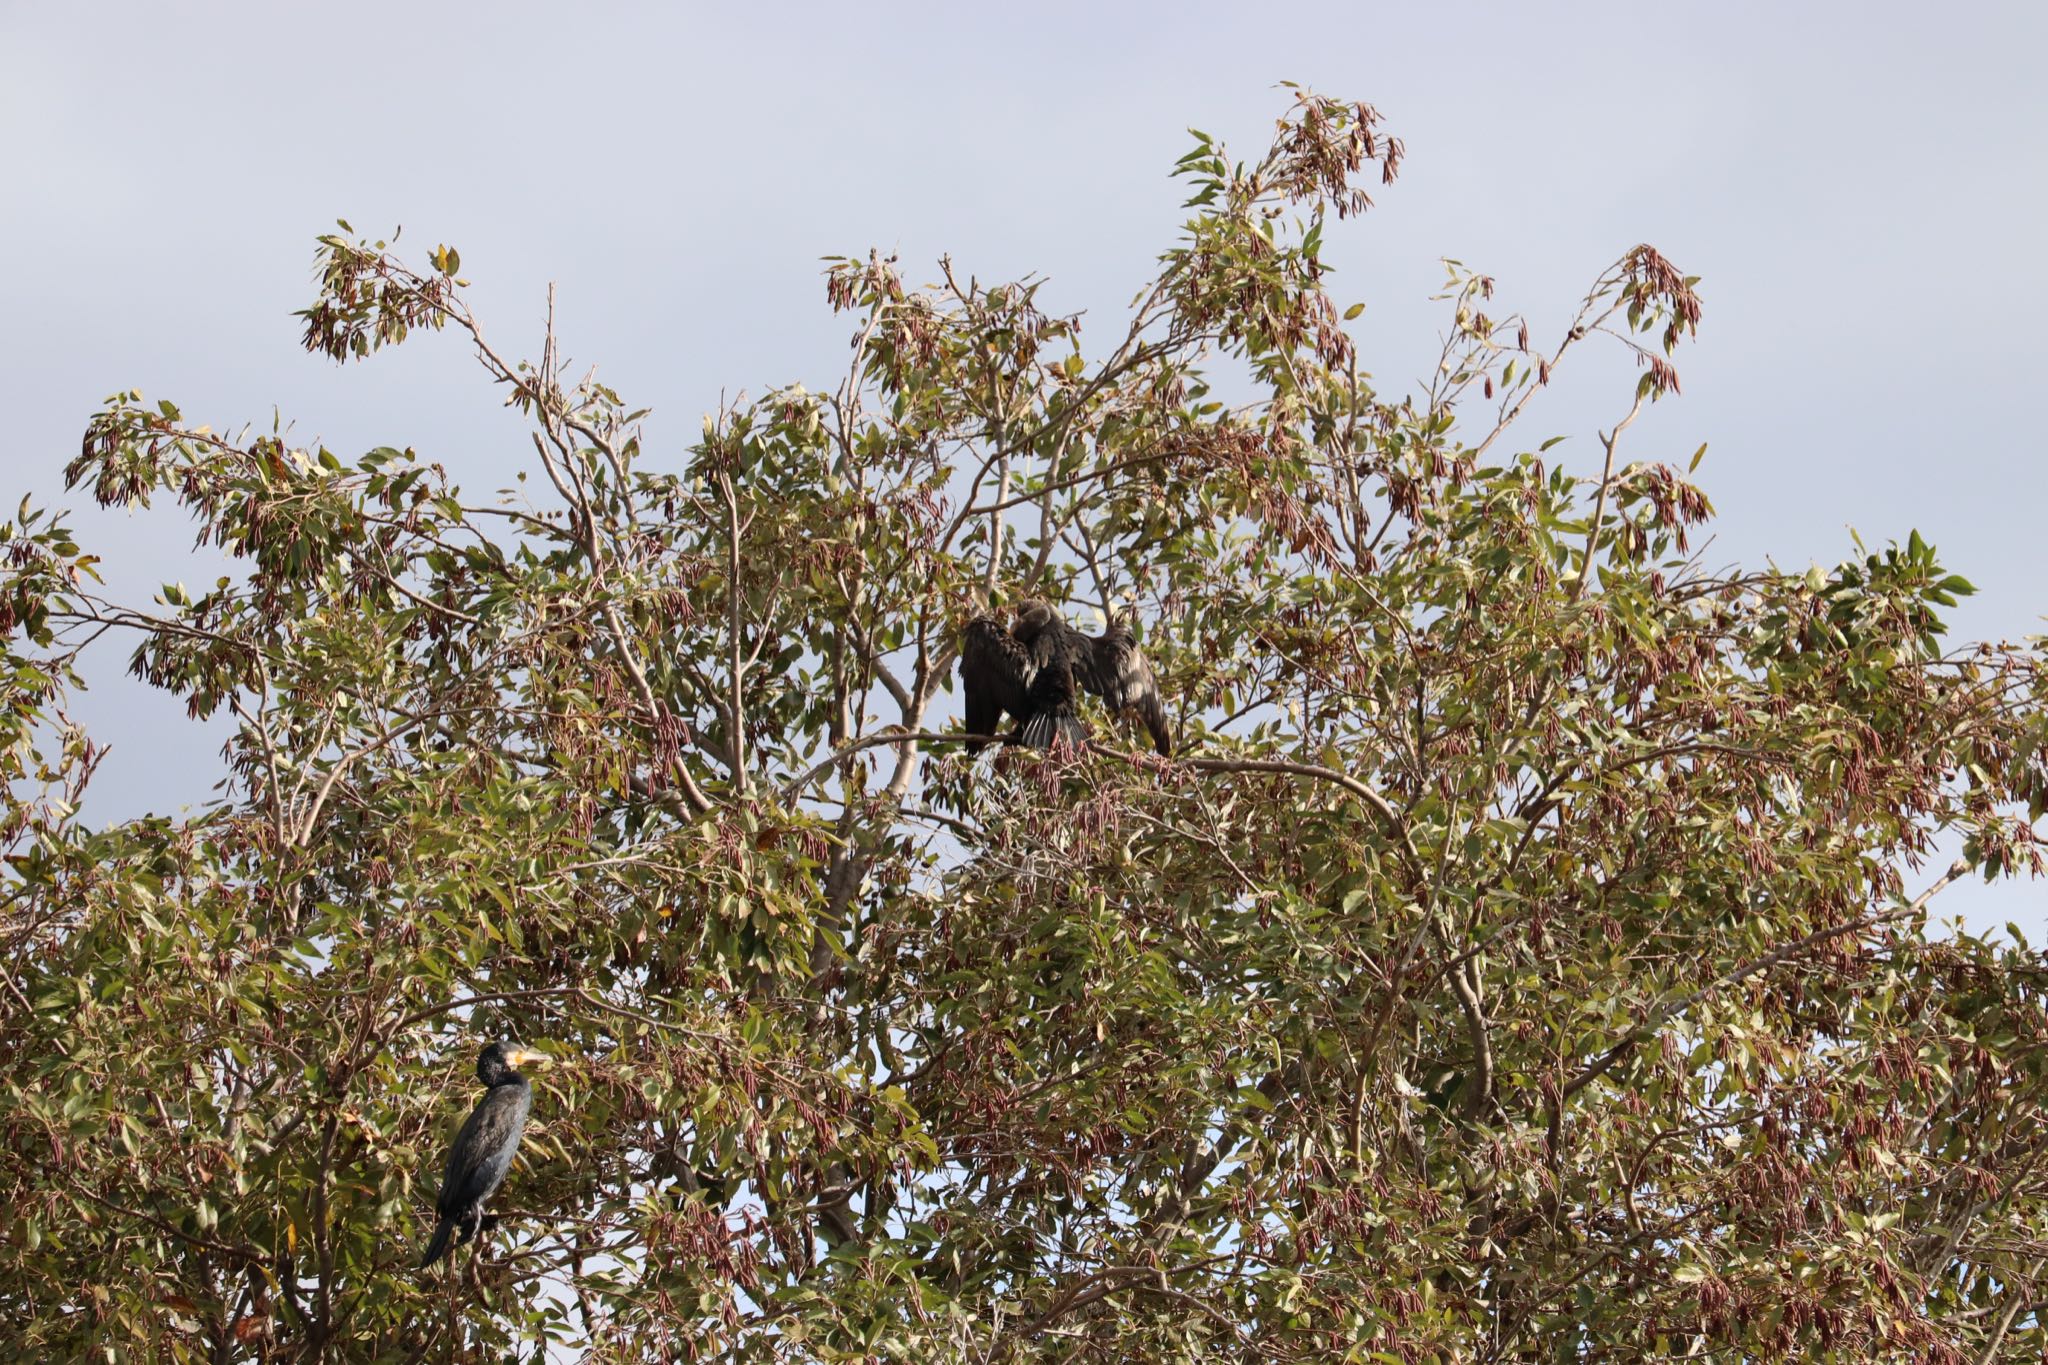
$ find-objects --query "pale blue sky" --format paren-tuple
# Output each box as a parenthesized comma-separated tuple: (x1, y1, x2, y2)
(3, 1, 2043, 930)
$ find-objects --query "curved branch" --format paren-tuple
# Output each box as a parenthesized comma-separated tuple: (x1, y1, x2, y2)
(1091, 744, 1421, 878)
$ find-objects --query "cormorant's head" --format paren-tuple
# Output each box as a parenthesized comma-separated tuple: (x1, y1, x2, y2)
(476, 1040, 551, 1086)
(1012, 599, 1056, 639)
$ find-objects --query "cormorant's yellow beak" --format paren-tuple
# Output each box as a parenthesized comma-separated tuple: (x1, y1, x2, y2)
(509, 1047, 553, 1068)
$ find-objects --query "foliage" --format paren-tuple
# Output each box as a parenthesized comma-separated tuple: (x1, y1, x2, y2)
(6, 89, 2048, 1362)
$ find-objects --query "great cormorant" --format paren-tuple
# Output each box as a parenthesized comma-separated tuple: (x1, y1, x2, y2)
(418, 1041, 550, 1268)
(959, 600, 1172, 755)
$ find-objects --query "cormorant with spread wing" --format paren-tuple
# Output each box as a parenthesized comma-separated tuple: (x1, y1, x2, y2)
(419, 1040, 551, 1268)
(958, 599, 1172, 755)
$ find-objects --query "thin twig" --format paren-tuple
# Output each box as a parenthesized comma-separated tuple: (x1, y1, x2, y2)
(1574, 390, 1645, 602)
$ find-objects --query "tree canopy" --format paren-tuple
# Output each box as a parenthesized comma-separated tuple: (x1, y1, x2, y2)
(6, 90, 2048, 1363)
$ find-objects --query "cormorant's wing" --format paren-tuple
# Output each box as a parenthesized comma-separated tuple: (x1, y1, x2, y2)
(1086, 619, 1173, 757)
(959, 617, 1035, 752)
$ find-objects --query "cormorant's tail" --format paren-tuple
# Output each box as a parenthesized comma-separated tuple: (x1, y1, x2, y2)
(419, 1217, 455, 1269)
(1020, 709, 1086, 750)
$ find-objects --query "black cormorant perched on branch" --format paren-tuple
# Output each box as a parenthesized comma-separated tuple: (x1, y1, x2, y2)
(959, 599, 1172, 755)
(419, 1040, 550, 1268)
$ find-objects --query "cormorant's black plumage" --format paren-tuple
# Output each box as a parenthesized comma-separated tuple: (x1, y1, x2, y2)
(419, 1041, 547, 1268)
(1017, 642, 1087, 750)
(1011, 602, 1089, 751)
(958, 616, 1036, 752)
(1083, 615, 1172, 758)
(958, 600, 1173, 756)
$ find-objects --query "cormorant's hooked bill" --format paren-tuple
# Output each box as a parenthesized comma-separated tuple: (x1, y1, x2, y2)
(419, 1040, 551, 1269)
